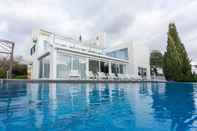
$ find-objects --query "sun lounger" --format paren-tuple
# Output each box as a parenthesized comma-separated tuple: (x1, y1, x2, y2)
(97, 72, 107, 79)
(69, 70, 80, 80)
(108, 73, 117, 80)
(117, 74, 124, 80)
(87, 71, 95, 79)
(136, 76, 143, 81)
(124, 74, 131, 80)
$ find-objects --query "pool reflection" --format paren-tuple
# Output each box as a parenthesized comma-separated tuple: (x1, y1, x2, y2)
(0, 82, 197, 131)
(150, 83, 197, 131)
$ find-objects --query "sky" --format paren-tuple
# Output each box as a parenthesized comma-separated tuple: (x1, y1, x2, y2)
(0, 0, 197, 60)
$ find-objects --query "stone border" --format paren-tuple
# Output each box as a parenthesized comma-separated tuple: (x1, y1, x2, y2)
(0, 79, 167, 84)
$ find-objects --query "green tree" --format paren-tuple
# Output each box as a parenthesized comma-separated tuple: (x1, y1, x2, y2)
(163, 23, 194, 82)
(150, 50, 163, 67)
(0, 68, 7, 78)
(150, 50, 163, 76)
(0, 57, 27, 79)
(12, 62, 27, 78)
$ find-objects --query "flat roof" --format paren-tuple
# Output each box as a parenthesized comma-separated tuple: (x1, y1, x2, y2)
(36, 29, 128, 63)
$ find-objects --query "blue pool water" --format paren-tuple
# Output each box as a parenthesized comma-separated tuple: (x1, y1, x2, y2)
(0, 82, 197, 131)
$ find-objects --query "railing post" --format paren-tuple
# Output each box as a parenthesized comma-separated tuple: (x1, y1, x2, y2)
(8, 43, 14, 79)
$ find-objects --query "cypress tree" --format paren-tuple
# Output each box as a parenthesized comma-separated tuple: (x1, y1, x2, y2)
(163, 23, 194, 82)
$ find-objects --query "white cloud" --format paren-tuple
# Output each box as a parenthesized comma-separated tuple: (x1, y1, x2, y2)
(0, 21, 8, 33)
(0, 0, 197, 59)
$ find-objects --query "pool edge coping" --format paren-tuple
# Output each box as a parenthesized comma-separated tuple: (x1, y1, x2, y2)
(0, 79, 167, 83)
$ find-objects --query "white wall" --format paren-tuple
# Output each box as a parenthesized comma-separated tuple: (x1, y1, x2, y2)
(28, 30, 54, 79)
(131, 43, 150, 79)
(191, 61, 197, 74)
(108, 42, 151, 79)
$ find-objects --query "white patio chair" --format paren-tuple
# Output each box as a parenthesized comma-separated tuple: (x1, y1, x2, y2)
(87, 71, 95, 80)
(124, 74, 136, 80)
(117, 74, 124, 80)
(97, 72, 107, 79)
(68, 70, 80, 80)
(136, 75, 143, 81)
(123, 74, 130, 80)
(108, 73, 117, 80)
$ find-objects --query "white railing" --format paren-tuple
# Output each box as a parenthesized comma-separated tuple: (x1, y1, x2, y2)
(53, 34, 104, 55)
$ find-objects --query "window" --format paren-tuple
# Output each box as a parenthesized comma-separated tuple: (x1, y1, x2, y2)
(89, 60, 99, 74)
(138, 67, 147, 78)
(79, 58, 86, 79)
(56, 51, 86, 79)
(100, 62, 109, 73)
(57, 64, 69, 78)
(111, 63, 119, 76)
(43, 40, 50, 50)
(119, 64, 124, 74)
(107, 48, 128, 60)
(73, 56, 79, 70)
(56, 52, 72, 79)
(39, 55, 50, 78)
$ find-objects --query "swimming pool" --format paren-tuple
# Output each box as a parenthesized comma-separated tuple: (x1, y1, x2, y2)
(0, 82, 197, 131)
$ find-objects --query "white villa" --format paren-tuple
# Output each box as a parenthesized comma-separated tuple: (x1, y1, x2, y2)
(27, 29, 150, 80)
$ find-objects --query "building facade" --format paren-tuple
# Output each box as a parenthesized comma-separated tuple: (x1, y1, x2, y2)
(28, 29, 150, 80)
(106, 42, 151, 79)
(191, 61, 197, 74)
